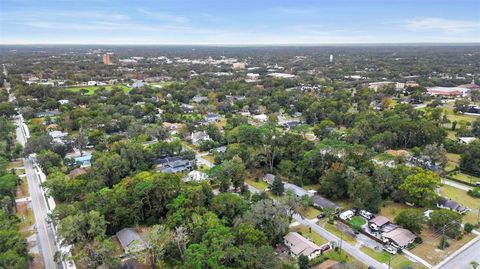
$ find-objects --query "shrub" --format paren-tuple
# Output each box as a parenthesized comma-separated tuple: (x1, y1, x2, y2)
(438, 236, 450, 249)
(464, 223, 474, 234)
(467, 187, 480, 198)
(414, 237, 423, 244)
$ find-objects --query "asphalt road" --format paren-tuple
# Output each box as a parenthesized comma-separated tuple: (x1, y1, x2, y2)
(438, 237, 480, 269)
(13, 95, 60, 269)
(442, 178, 473, 191)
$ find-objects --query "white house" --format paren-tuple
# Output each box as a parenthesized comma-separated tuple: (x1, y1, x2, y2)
(191, 131, 211, 146)
(87, 80, 97, 86)
(339, 210, 354, 220)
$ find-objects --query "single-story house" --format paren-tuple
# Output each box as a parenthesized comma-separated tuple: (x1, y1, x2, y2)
(382, 228, 416, 249)
(160, 159, 192, 174)
(212, 146, 227, 154)
(252, 114, 268, 122)
(283, 232, 321, 260)
(116, 228, 147, 254)
(312, 195, 341, 212)
(191, 131, 211, 146)
(74, 155, 92, 167)
(458, 137, 476, 144)
(184, 170, 209, 182)
(192, 95, 208, 103)
(369, 216, 390, 231)
(436, 197, 471, 214)
(131, 80, 145, 88)
(205, 113, 220, 123)
(339, 210, 354, 220)
(283, 182, 311, 197)
(263, 173, 276, 185)
(49, 130, 68, 139)
(58, 99, 69, 105)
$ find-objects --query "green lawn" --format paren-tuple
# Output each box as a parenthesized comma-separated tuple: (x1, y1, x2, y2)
(449, 172, 480, 185)
(361, 246, 425, 268)
(348, 216, 366, 227)
(245, 178, 269, 191)
(291, 224, 328, 246)
(439, 185, 480, 224)
(324, 223, 356, 244)
(299, 207, 322, 219)
(66, 84, 131, 95)
(444, 108, 477, 123)
(378, 201, 423, 221)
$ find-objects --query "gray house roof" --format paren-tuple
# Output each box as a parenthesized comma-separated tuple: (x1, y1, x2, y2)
(284, 183, 310, 197)
(264, 173, 276, 184)
(437, 197, 469, 213)
(116, 228, 146, 252)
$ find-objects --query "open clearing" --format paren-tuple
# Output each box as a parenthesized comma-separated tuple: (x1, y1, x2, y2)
(66, 84, 131, 95)
(439, 185, 480, 224)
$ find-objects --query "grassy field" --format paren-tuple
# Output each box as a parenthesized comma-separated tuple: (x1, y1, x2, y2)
(360, 246, 425, 268)
(411, 228, 476, 265)
(444, 108, 477, 123)
(66, 84, 131, 95)
(378, 201, 423, 222)
(291, 224, 328, 246)
(245, 178, 269, 191)
(439, 185, 480, 224)
(299, 206, 322, 219)
(449, 172, 480, 185)
(324, 223, 356, 244)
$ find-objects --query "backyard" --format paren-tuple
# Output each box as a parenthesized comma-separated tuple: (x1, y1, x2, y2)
(448, 172, 480, 185)
(291, 224, 328, 246)
(439, 185, 480, 224)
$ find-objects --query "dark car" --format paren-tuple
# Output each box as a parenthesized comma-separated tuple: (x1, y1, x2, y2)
(320, 244, 331, 252)
(368, 266, 376, 269)
(317, 213, 326, 219)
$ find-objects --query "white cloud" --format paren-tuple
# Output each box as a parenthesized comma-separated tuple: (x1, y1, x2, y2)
(137, 8, 190, 23)
(404, 17, 480, 33)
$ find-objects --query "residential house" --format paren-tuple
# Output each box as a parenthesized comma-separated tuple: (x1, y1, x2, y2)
(191, 131, 211, 146)
(58, 99, 69, 105)
(131, 80, 145, 88)
(184, 170, 209, 182)
(48, 130, 68, 144)
(252, 114, 268, 122)
(312, 195, 341, 212)
(158, 157, 193, 174)
(116, 228, 147, 254)
(74, 155, 92, 168)
(283, 182, 311, 197)
(382, 228, 416, 249)
(436, 197, 471, 214)
(263, 173, 276, 185)
(283, 232, 321, 260)
(369, 216, 390, 231)
(212, 146, 227, 154)
(205, 113, 220, 123)
(192, 95, 208, 103)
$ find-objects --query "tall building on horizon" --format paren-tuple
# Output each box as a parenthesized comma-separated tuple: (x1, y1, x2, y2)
(329, 54, 333, 63)
(102, 54, 112, 65)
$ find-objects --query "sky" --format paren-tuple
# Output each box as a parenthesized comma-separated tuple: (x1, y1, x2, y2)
(1, 0, 479, 45)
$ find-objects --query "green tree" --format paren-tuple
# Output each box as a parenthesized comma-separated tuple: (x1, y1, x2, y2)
(428, 209, 462, 238)
(270, 177, 285, 196)
(394, 209, 424, 234)
(460, 141, 480, 175)
(298, 254, 309, 269)
(210, 192, 249, 225)
(400, 168, 441, 207)
(37, 150, 63, 174)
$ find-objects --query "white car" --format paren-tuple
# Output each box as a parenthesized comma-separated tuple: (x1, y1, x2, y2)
(360, 210, 373, 220)
(383, 246, 397, 255)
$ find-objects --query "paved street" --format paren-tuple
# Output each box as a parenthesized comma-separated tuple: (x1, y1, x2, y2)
(437, 237, 480, 269)
(6, 65, 61, 269)
(442, 178, 473, 191)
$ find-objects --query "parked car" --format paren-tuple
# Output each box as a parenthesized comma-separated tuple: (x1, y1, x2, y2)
(359, 209, 373, 220)
(383, 246, 397, 255)
(368, 267, 376, 269)
(475, 182, 480, 187)
(321, 244, 331, 252)
(317, 213, 326, 219)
